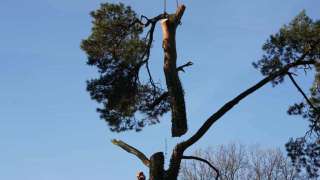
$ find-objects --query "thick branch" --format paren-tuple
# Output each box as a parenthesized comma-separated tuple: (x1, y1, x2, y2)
(180, 58, 314, 150)
(174, 5, 186, 26)
(111, 139, 150, 167)
(287, 73, 318, 112)
(182, 155, 220, 180)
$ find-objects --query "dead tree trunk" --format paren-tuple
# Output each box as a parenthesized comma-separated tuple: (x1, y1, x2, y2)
(149, 152, 165, 180)
(161, 5, 187, 137)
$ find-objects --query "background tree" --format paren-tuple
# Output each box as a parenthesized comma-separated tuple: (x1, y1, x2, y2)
(81, 2, 320, 179)
(180, 143, 305, 180)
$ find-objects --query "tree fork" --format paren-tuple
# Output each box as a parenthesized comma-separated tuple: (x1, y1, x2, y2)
(161, 5, 187, 137)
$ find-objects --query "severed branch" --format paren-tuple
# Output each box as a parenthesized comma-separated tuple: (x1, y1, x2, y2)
(182, 155, 220, 180)
(111, 139, 150, 167)
(162, 5, 188, 137)
(177, 61, 193, 72)
(174, 5, 186, 26)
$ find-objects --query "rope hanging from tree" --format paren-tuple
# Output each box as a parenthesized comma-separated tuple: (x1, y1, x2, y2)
(164, 0, 180, 14)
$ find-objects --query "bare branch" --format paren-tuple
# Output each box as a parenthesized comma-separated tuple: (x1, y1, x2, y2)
(180, 56, 315, 151)
(111, 139, 150, 167)
(182, 155, 220, 180)
(288, 72, 320, 138)
(177, 61, 193, 72)
(287, 72, 318, 112)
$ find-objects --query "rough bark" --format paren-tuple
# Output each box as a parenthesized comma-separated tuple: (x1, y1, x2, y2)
(166, 144, 184, 179)
(161, 5, 187, 137)
(149, 152, 165, 180)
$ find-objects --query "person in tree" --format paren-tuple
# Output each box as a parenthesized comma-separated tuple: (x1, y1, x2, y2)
(136, 171, 145, 180)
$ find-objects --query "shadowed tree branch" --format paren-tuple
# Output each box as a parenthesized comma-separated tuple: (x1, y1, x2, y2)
(111, 139, 150, 167)
(180, 56, 314, 150)
(287, 72, 318, 112)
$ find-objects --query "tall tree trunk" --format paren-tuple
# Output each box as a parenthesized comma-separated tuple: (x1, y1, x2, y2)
(161, 5, 187, 137)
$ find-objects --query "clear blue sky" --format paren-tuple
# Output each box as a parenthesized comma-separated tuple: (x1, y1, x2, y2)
(1, 0, 319, 179)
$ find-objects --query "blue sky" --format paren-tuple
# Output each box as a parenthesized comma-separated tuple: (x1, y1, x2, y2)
(0, 0, 319, 179)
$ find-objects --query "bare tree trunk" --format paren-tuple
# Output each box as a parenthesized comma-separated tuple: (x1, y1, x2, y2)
(149, 152, 165, 180)
(161, 5, 187, 137)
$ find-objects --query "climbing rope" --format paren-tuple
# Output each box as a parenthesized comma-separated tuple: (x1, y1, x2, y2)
(164, 0, 180, 14)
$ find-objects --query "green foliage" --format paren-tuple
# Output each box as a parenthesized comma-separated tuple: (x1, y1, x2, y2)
(286, 77, 320, 178)
(254, 11, 320, 178)
(253, 10, 320, 85)
(81, 3, 169, 132)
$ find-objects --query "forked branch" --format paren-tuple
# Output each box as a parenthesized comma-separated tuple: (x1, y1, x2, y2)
(180, 56, 314, 150)
(177, 61, 193, 72)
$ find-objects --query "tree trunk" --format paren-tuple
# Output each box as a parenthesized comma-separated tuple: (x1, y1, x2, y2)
(161, 5, 187, 137)
(149, 152, 165, 180)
